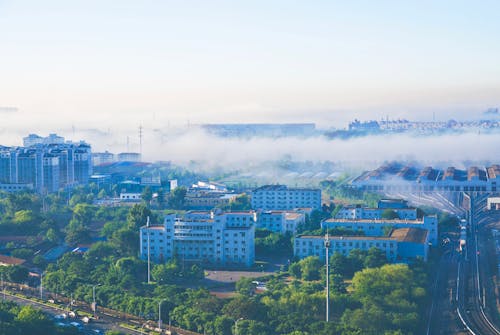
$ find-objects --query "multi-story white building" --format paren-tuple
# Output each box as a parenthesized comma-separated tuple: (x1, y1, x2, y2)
(117, 152, 141, 162)
(257, 210, 305, 234)
(335, 200, 417, 220)
(140, 211, 256, 267)
(23, 133, 64, 147)
(184, 192, 239, 210)
(120, 193, 142, 202)
(92, 151, 115, 166)
(251, 185, 322, 210)
(285, 212, 305, 233)
(183, 181, 240, 210)
(321, 215, 438, 245)
(294, 227, 429, 262)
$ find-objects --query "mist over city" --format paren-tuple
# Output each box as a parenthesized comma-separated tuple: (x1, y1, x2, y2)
(2, 1, 500, 335)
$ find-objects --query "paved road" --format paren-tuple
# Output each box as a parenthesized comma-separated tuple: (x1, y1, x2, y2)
(2, 292, 147, 335)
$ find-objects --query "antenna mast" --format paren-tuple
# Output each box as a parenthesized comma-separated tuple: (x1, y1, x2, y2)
(139, 125, 143, 161)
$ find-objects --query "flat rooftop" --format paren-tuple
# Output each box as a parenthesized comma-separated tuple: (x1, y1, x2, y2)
(0, 254, 26, 266)
(297, 235, 396, 241)
(324, 218, 424, 224)
(389, 227, 428, 244)
(253, 185, 319, 192)
(298, 227, 428, 244)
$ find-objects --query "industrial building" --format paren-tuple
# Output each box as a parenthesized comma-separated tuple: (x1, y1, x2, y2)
(352, 162, 500, 193)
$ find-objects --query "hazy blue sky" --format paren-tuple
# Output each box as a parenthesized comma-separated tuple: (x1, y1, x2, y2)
(1, 0, 500, 130)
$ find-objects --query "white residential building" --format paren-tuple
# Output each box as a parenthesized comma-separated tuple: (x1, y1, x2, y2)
(140, 211, 256, 267)
(117, 152, 141, 162)
(294, 227, 429, 262)
(257, 210, 305, 234)
(335, 205, 417, 220)
(92, 151, 115, 165)
(251, 185, 322, 210)
(285, 212, 306, 233)
(321, 215, 438, 245)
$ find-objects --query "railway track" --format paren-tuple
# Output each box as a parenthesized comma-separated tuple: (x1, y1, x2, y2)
(456, 196, 500, 335)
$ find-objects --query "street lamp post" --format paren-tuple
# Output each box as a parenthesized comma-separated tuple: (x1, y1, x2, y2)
(158, 299, 165, 331)
(92, 284, 100, 318)
(147, 216, 151, 284)
(324, 233, 331, 322)
(234, 317, 243, 335)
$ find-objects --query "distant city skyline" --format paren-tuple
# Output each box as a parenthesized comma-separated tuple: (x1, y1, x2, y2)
(1, 0, 500, 131)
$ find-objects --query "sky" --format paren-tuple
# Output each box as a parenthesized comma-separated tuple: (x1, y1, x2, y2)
(1, 1, 500, 158)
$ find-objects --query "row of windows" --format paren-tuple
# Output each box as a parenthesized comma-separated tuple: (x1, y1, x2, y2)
(174, 225, 212, 230)
(224, 247, 246, 253)
(297, 240, 394, 249)
(304, 249, 395, 257)
(225, 240, 246, 244)
(144, 248, 248, 259)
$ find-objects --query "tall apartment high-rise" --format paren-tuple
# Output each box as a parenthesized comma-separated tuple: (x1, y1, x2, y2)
(0, 134, 92, 193)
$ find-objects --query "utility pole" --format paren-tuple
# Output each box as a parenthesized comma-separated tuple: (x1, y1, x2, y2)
(147, 216, 151, 284)
(324, 233, 330, 322)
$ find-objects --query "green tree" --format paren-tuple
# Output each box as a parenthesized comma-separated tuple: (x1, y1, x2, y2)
(213, 315, 233, 335)
(72, 203, 96, 225)
(5, 266, 29, 283)
(127, 204, 153, 229)
(111, 228, 139, 256)
(45, 228, 59, 243)
(364, 247, 388, 268)
(15, 305, 55, 335)
(10, 248, 32, 260)
(222, 296, 266, 321)
(330, 252, 348, 277)
(228, 194, 251, 210)
(344, 264, 427, 334)
(141, 186, 153, 205)
(13, 210, 36, 225)
(235, 277, 257, 296)
(289, 262, 302, 279)
(168, 187, 186, 209)
(381, 209, 399, 220)
(65, 224, 90, 246)
(156, 188, 166, 208)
